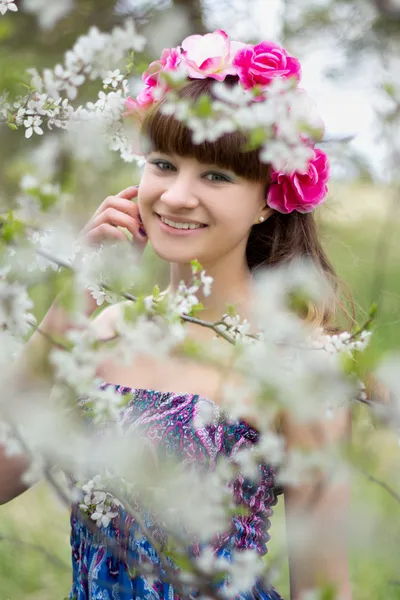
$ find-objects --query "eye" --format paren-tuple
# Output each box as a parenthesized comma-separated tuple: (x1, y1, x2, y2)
(150, 159, 176, 172)
(203, 172, 232, 183)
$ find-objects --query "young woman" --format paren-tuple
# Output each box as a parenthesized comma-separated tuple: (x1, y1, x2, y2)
(1, 31, 352, 600)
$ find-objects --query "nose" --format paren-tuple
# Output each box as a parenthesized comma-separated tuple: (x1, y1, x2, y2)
(160, 173, 199, 210)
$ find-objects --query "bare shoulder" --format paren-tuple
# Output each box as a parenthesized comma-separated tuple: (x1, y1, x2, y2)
(90, 300, 131, 341)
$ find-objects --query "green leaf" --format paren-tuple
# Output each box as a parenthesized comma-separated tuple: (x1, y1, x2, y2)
(7, 122, 18, 131)
(178, 338, 203, 358)
(320, 583, 339, 600)
(212, 568, 230, 584)
(126, 51, 136, 73)
(383, 82, 396, 97)
(368, 302, 379, 320)
(227, 503, 250, 517)
(286, 288, 310, 319)
(243, 127, 266, 151)
(190, 258, 203, 274)
(127, 565, 138, 579)
(164, 548, 196, 573)
(161, 70, 186, 90)
(194, 94, 213, 118)
(188, 302, 204, 317)
(225, 303, 238, 317)
(0, 210, 25, 243)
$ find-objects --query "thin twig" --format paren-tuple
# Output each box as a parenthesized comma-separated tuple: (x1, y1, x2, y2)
(111, 488, 223, 600)
(35, 247, 237, 345)
(25, 317, 70, 351)
(359, 468, 400, 504)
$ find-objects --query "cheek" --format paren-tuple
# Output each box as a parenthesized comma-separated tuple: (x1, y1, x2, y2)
(217, 199, 256, 231)
(213, 210, 253, 246)
(137, 175, 158, 214)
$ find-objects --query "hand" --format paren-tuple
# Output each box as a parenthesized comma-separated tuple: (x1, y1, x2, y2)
(79, 186, 147, 252)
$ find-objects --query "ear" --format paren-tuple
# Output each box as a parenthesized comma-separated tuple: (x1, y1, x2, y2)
(255, 206, 273, 225)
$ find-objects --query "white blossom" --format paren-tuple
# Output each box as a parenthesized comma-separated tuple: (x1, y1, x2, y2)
(24, 115, 44, 138)
(103, 69, 124, 89)
(212, 80, 254, 106)
(192, 399, 219, 430)
(226, 549, 265, 596)
(171, 281, 200, 316)
(79, 475, 122, 528)
(0, 279, 36, 338)
(0, 91, 11, 118)
(217, 313, 252, 343)
(200, 270, 213, 297)
(86, 284, 109, 307)
(0, 0, 18, 15)
(22, 0, 73, 30)
(0, 421, 25, 457)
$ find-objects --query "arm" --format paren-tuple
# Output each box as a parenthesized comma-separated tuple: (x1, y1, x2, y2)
(0, 288, 119, 505)
(0, 185, 144, 504)
(282, 407, 352, 600)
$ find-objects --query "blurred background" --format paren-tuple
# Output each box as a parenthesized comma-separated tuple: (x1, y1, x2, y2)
(1, 0, 400, 598)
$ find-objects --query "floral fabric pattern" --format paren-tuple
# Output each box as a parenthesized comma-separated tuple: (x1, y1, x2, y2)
(69, 384, 284, 599)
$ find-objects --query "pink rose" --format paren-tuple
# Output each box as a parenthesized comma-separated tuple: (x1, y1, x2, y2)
(122, 89, 153, 122)
(142, 47, 181, 88)
(181, 29, 246, 81)
(233, 42, 301, 90)
(267, 149, 330, 214)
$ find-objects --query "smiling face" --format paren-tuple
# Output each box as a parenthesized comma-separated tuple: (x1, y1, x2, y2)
(137, 77, 272, 269)
(138, 152, 271, 267)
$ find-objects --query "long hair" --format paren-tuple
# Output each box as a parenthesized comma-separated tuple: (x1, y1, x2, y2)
(141, 76, 355, 333)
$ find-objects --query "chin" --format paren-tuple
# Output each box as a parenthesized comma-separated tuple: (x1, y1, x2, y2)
(150, 239, 209, 266)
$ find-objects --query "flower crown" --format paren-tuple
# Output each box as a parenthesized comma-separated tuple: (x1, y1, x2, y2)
(124, 30, 329, 215)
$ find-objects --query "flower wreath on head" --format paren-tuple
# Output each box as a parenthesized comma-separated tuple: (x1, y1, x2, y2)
(124, 29, 330, 216)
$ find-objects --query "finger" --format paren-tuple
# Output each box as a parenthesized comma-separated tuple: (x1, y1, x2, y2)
(90, 196, 141, 223)
(83, 208, 139, 239)
(127, 213, 148, 244)
(84, 223, 129, 245)
(116, 186, 139, 199)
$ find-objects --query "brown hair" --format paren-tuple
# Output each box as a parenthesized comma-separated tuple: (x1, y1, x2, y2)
(141, 77, 355, 333)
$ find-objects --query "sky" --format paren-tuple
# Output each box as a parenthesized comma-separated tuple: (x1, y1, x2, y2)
(212, 0, 389, 180)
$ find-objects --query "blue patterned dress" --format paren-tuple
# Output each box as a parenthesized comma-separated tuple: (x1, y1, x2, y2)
(69, 383, 284, 599)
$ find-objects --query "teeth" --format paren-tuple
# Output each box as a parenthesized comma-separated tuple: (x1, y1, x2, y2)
(161, 217, 204, 230)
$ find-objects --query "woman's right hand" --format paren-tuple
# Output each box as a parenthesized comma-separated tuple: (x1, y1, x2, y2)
(79, 186, 148, 253)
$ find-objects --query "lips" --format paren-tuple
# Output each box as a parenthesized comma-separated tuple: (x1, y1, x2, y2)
(155, 213, 208, 228)
(155, 213, 209, 236)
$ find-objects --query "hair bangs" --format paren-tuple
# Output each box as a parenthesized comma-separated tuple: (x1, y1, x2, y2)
(141, 78, 270, 183)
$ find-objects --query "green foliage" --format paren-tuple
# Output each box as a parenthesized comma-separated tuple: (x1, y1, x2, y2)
(243, 126, 267, 151)
(193, 94, 213, 118)
(190, 259, 202, 274)
(0, 210, 25, 242)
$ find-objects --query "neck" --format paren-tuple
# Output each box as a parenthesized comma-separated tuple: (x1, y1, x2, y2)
(167, 251, 254, 324)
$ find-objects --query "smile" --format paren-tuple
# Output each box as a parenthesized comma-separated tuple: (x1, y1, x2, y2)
(156, 214, 208, 235)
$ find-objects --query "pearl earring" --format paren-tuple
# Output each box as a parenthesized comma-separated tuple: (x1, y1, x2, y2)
(259, 216, 265, 223)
